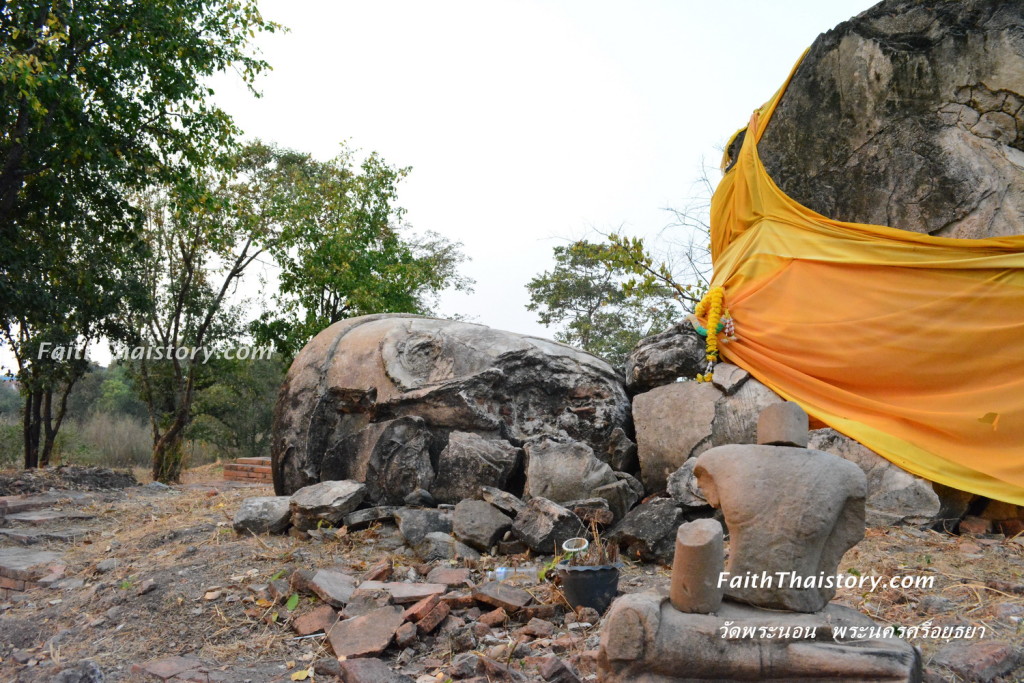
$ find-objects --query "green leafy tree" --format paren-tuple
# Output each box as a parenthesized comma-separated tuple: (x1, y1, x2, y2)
(0, 0, 279, 468)
(122, 143, 293, 482)
(527, 241, 682, 366)
(188, 355, 285, 460)
(252, 147, 472, 358)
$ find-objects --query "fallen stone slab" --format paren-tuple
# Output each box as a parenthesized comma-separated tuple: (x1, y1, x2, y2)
(0, 527, 89, 545)
(130, 655, 204, 681)
(292, 604, 340, 636)
(337, 657, 416, 682)
(512, 497, 585, 554)
(524, 438, 618, 504)
(608, 499, 684, 564)
(425, 567, 471, 587)
(395, 508, 452, 546)
(0, 547, 63, 580)
(308, 569, 358, 606)
(931, 639, 1020, 682)
(473, 581, 534, 612)
(327, 605, 405, 659)
(3, 509, 96, 525)
(453, 499, 512, 551)
(290, 480, 367, 531)
(232, 496, 291, 535)
(431, 431, 522, 504)
(357, 581, 447, 604)
(344, 506, 399, 530)
(598, 593, 921, 682)
(414, 532, 481, 562)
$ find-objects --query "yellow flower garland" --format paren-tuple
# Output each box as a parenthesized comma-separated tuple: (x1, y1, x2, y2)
(694, 286, 726, 382)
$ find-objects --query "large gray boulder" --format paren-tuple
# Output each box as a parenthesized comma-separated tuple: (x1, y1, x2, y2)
(271, 314, 635, 500)
(809, 428, 940, 526)
(759, 0, 1024, 240)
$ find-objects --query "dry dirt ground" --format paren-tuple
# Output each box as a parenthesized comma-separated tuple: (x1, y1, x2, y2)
(0, 465, 1021, 682)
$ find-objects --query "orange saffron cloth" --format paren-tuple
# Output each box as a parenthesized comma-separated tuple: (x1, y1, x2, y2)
(709, 54, 1024, 504)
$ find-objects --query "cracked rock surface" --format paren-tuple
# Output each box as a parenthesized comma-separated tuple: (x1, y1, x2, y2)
(758, 0, 1024, 239)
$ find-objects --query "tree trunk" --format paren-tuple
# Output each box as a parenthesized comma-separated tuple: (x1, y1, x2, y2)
(22, 389, 41, 469)
(151, 415, 188, 483)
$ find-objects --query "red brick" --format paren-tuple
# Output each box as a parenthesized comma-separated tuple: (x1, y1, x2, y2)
(416, 601, 450, 634)
(326, 606, 404, 659)
(960, 516, 992, 535)
(292, 604, 339, 636)
(403, 593, 440, 622)
(0, 576, 25, 591)
(478, 607, 508, 627)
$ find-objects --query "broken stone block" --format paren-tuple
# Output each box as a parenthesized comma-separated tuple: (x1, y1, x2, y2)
(694, 444, 866, 612)
(633, 381, 719, 492)
(809, 428, 940, 526)
(608, 499, 684, 564)
(931, 640, 1020, 682)
(591, 479, 639, 522)
(537, 654, 582, 683)
(666, 459, 707, 508)
(563, 498, 615, 527)
(308, 569, 358, 607)
(417, 601, 450, 634)
(670, 519, 724, 614)
(597, 593, 921, 682)
(341, 506, 398, 530)
(357, 581, 447, 604)
(395, 508, 452, 546)
(337, 657, 416, 682)
(290, 480, 367, 531)
(453, 500, 512, 551)
(425, 567, 471, 587)
(473, 581, 534, 612)
(710, 377, 784, 447)
(524, 438, 618, 503)
(130, 656, 204, 681)
(431, 431, 522, 504)
(756, 401, 809, 447)
(512, 498, 585, 554)
(326, 605, 405, 659)
(480, 486, 527, 517)
(232, 496, 292, 535)
(292, 604, 339, 636)
(623, 321, 706, 394)
(414, 532, 481, 562)
(710, 362, 749, 396)
(343, 589, 393, 618)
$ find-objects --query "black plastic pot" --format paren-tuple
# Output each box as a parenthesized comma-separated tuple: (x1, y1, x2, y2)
(557, 562, 621, 614)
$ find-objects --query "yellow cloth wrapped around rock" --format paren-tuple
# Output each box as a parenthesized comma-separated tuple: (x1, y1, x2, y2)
(710, 54, 1024, 504)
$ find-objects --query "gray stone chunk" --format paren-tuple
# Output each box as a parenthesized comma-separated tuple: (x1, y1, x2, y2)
(666, 459, 707, 508)
(608, 499, 684, 564)
(414, 532, 482, 562)
(633, 381, 720, 493)
(308, 569, 358, 607)
(480, 486, 527, 517)
(756, 401, 809, 447)
(431, 432, 522, 505)
(343, 506, 399, 529)
(453, 500, 512, 551)
(524, 438, 617, 503)
(395, 508, 452, 546)
(233, 496, 291, 535)
(290, 480, 366, 531)
(512, 497, 585, 554)
(809, 428, 940, 526)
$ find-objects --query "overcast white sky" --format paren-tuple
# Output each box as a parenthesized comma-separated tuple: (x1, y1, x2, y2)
(205, 0, 877, 342)
(1, 1, 879, 375)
